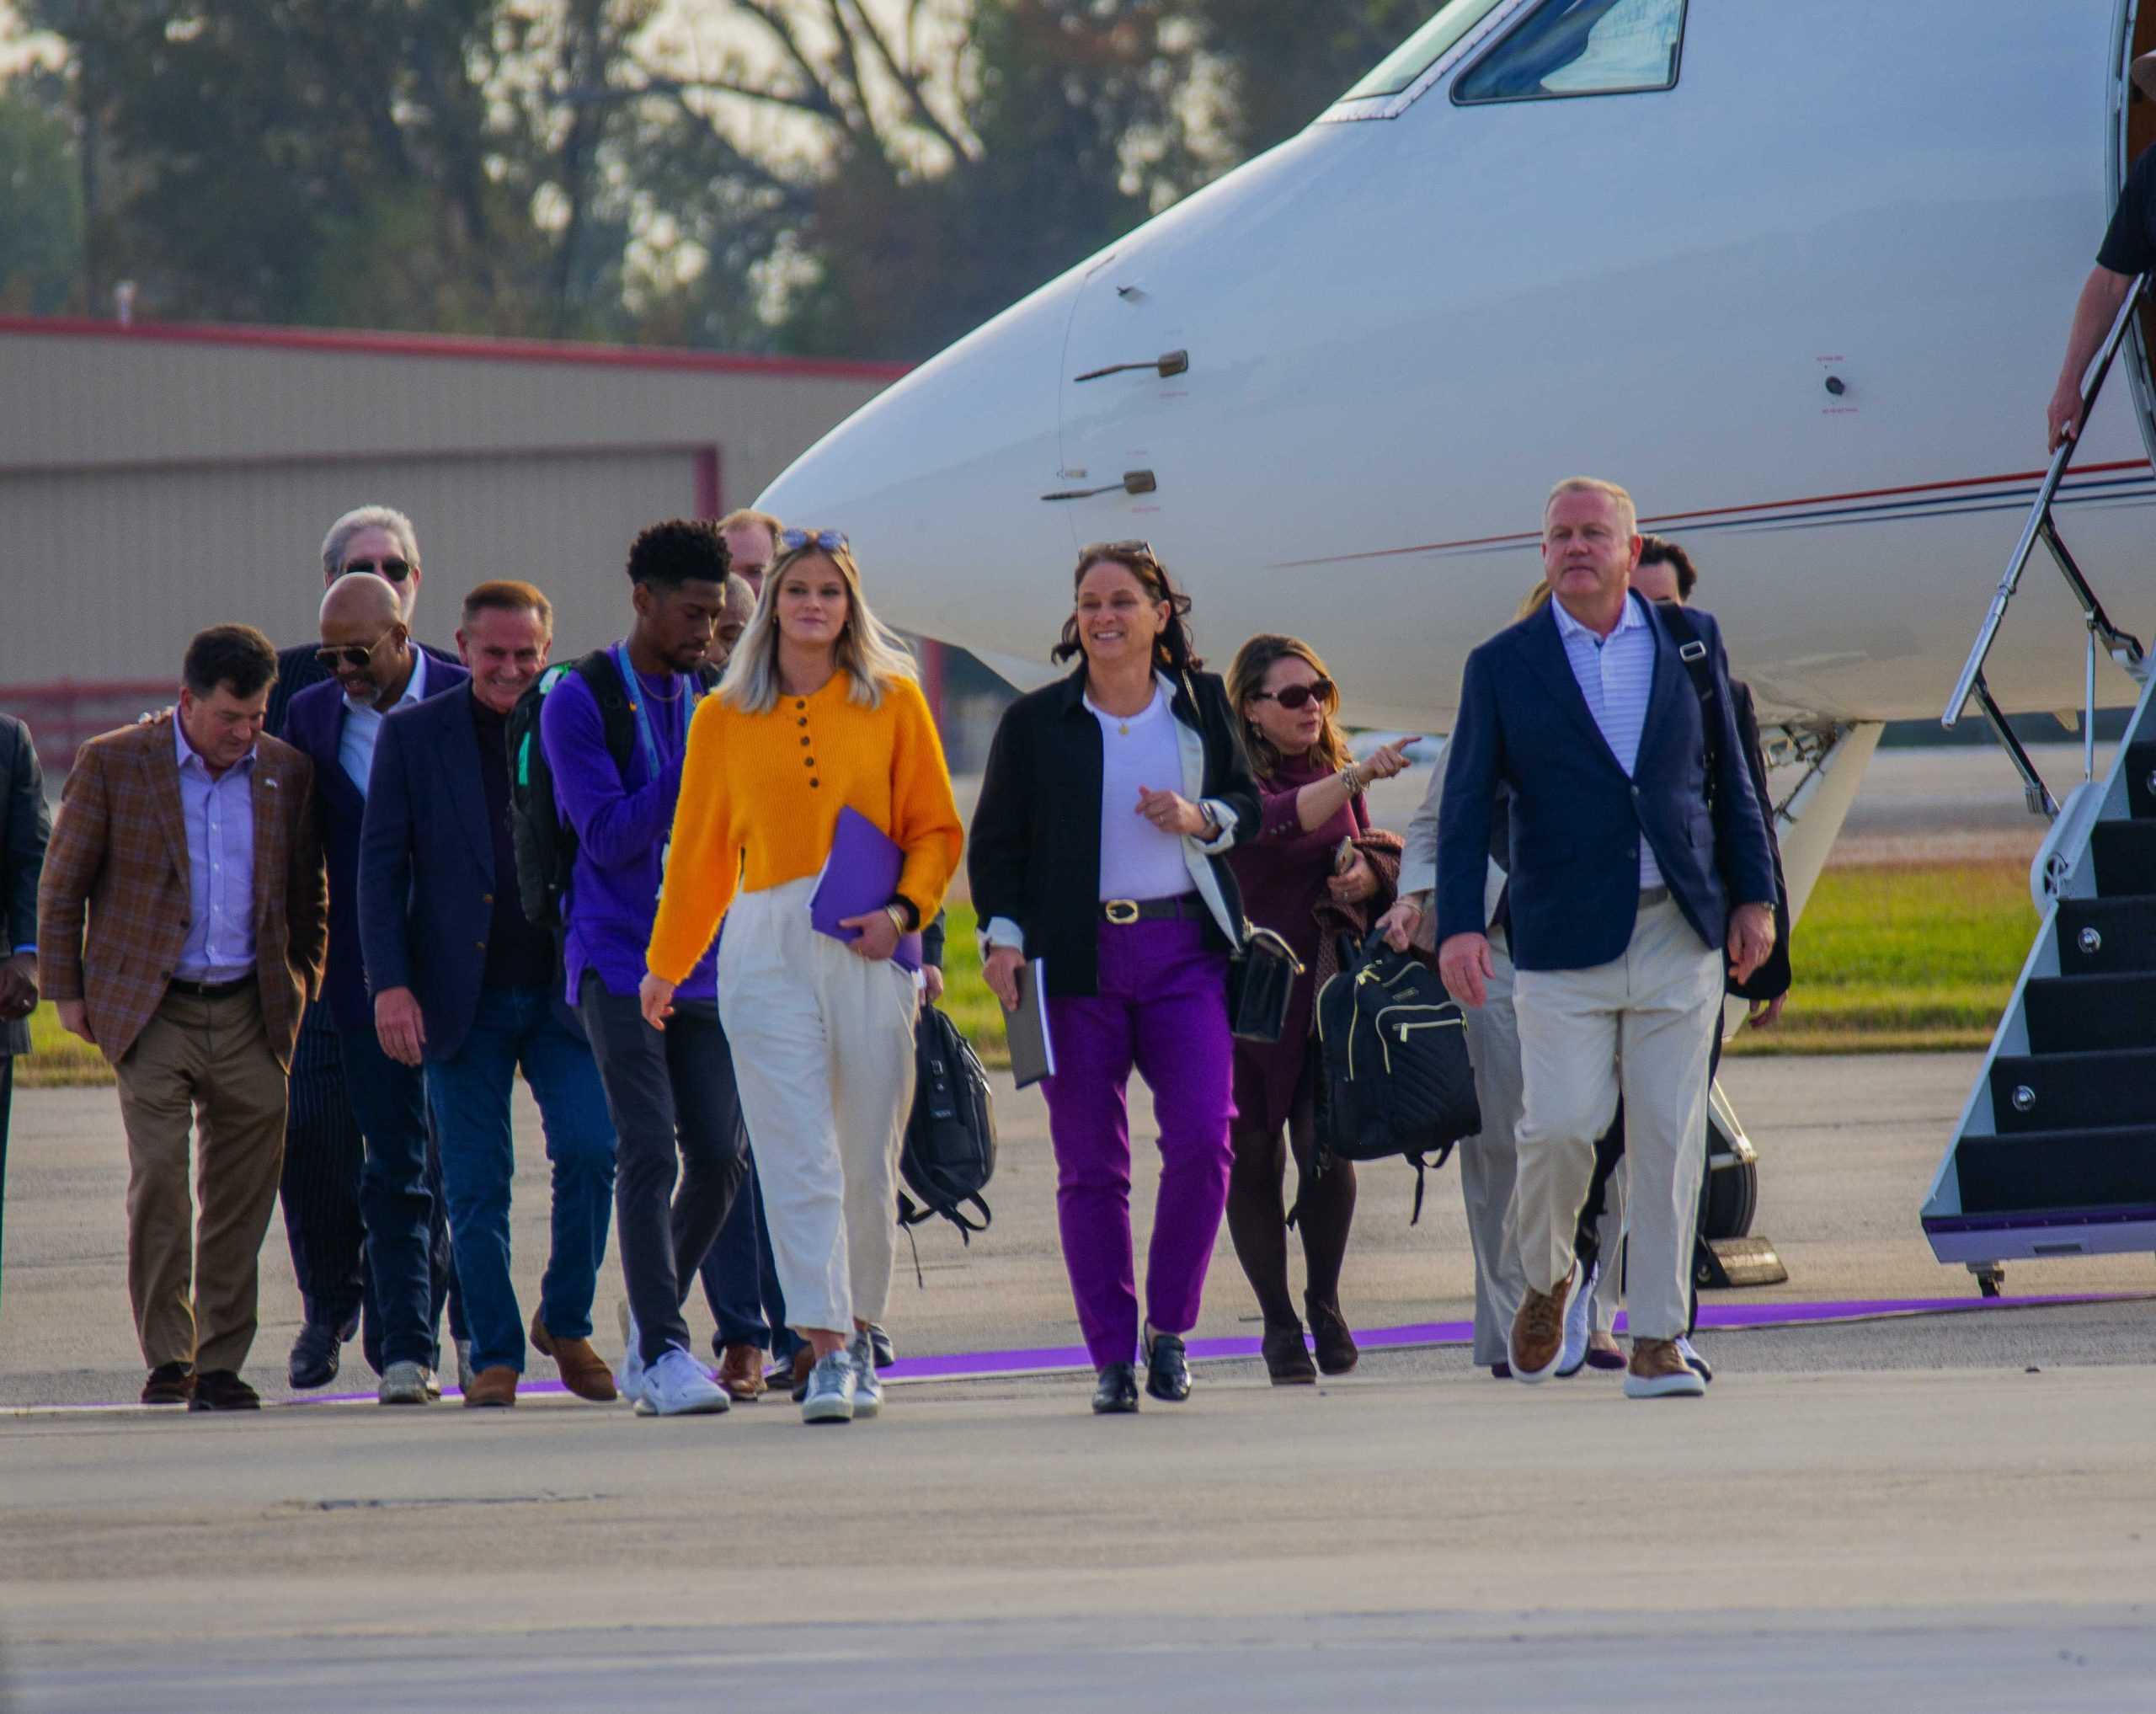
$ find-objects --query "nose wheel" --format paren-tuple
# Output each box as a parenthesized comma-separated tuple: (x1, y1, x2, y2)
(1968, 1263, 2007, 1298)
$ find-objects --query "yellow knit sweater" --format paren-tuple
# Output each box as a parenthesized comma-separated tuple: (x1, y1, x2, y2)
(646, 670, 963, 984)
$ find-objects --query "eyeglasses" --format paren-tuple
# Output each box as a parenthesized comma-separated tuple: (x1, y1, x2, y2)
(340, 557, 412, 582)
(314, 629, 397, 670)
(777, 528, 849, 553)
(1250, 679, 1335, 711)
(1080, 539, 1160, 565)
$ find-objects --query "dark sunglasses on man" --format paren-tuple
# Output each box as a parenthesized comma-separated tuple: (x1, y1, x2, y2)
(314, 628, 398, 671)
(777, 528, 849, 553)
(1248, 678, 1336, 711)
(340, 557, 412, 582)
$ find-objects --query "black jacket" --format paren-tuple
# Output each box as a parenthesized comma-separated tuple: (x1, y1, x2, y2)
(2, 714, 51, 1057)
(969, 664, 1262, 998)
(1727, 680, 1792, 1002)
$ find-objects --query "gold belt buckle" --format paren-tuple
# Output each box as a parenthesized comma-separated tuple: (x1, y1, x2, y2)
(1104, 899, 1140, 925)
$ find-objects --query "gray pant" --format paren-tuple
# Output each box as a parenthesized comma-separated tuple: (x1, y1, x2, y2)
(1460, 936, 1528, 1368)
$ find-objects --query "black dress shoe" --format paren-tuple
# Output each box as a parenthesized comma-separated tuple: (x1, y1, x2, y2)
(189, 1370, 262, 1411)
(1261, 1323, 1317, 1386)
(1091, 1362, 1140, 1414)
(287, 1320, 344, 1390)
(1144, 1330, 1192, 1403)
(141, 1363, 195, 1406)
(1305, 1292, 1359, 1376)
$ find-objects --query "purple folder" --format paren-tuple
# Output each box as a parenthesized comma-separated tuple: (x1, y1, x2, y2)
(808, 805, 925, 973)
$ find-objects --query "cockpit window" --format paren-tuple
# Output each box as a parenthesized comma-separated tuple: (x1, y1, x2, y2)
(1337, 0, 1513, 102)
(1454, 0, 1687, 104)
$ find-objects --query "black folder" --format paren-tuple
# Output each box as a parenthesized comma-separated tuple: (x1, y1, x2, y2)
(1006, 958, 1056, 1089)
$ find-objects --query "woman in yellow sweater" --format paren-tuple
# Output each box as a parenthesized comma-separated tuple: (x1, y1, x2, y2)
(643, 529, 962, 1424)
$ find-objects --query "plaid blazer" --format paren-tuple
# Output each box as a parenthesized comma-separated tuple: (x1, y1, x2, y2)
(37, 714, 328, 1070)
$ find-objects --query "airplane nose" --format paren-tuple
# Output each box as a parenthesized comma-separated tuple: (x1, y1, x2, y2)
(756, 274, 1084, 670)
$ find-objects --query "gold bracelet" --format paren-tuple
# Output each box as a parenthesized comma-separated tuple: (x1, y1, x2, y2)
(883, 903, 910, 937)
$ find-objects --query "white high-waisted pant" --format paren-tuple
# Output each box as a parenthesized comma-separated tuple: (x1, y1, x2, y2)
(718, 876, 919, 1334)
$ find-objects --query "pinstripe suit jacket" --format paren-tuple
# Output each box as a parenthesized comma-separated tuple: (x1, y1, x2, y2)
(37, 715, 328, 1070)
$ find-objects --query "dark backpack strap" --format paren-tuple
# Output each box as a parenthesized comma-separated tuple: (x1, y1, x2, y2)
(1653, 599, 1723, 787)
(573, 649, 638, 777)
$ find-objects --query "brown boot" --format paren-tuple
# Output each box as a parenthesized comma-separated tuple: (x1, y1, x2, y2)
(462, 1365, 518, 1407)
(1508, 1267, 1575, 1383)
(531, 1310, 617, 1402)
(717, 1343, 766, 1402)
(1623, 1338, 1706, 1399)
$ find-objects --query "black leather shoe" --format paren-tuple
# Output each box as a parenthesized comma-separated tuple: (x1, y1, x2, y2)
(189, 1370, 262, 1411)
(1091, 1362, 1140, 1414)
(1262, 1323, 1317, 1386)
(288, 1320, 344, 1390)
(1144, 1329, 1192, 1403)
(1305, 1292, 1359, 1376)
(141, 1363, 195, 1406)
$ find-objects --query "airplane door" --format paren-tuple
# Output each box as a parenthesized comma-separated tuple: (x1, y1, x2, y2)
(1049, 253, 1195, 551)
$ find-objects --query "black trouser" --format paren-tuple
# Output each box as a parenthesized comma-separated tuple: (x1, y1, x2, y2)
(579, 975, 747, 1368)
(278, 1000, 369, 1337)
(0, 1054, 13, 1321)
(339, 1022, 462, 1372)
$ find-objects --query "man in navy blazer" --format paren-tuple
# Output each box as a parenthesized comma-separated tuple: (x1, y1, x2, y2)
(1435, 478, 1777, 1401)
(284, 572, 467, 1404)
(359, 579, 617, 1409)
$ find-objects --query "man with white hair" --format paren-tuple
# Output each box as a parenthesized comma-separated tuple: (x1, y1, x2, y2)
(267, 505, 464, 1393)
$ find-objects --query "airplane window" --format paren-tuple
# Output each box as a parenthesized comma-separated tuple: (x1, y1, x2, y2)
(1338, 0, 1512, 100)
(1454, 0, 1686, 103)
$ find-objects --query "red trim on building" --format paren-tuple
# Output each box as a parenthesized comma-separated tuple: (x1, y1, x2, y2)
(0, 314, 912, 385)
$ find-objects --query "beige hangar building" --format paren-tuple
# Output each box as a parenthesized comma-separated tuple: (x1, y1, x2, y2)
(0, 314, 905, 763)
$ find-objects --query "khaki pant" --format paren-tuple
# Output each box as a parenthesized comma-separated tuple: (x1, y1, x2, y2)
(1512, 897, 1721, 1342)
(1460, 933, 1529, 1369)
(112, 985, 289, 1373)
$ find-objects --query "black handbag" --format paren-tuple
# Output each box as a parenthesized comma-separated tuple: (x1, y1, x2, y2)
(1227, 923, 1305, 1044)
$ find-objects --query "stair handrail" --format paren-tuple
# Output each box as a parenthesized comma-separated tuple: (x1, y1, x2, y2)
(1942, 271, 2150, 817)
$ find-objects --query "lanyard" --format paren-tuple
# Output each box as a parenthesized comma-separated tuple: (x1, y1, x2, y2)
(613, 643, 701, 780)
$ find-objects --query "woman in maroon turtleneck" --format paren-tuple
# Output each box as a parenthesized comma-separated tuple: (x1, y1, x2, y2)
(1222, 636, 1411, 1384)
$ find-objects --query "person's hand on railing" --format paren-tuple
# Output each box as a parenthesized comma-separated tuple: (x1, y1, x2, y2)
(2047, 378, 2088, 454)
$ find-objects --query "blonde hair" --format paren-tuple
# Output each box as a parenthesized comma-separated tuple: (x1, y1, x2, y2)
(1544, 476, 1637, 537)
(1228, 633, 1349, 778)
(1514, 580, 1553, 622)
(715, 507, 782, 543)
(718, 540, 915, 714)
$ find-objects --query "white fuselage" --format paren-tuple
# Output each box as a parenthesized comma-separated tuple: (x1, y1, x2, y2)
(760, 0, 2151, 734)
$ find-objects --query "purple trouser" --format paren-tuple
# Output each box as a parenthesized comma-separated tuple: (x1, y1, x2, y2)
(1040, 917, 1236, 1370)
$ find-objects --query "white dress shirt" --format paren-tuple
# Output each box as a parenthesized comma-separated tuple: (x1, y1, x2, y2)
(339, 649, 429, 797)
(1550, 590, 1660, 889)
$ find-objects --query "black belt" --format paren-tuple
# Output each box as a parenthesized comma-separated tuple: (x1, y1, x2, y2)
(1101, 895, 1203, 925)
(168, 975, 252, 1000)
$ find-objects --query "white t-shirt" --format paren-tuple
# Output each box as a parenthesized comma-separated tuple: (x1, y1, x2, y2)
(1087, 686, 1194, 903)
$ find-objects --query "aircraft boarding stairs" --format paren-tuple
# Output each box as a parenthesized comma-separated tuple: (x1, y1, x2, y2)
(1923, 275, 2156, 1293)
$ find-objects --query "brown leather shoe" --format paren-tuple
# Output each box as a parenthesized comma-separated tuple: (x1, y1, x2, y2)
(717, 1343, 766, 1402)
(462, 1365, 518, 1407)
(1508, 1267, 1575, 1383)
(1623, 1337, 1706, 1399)
(141, 1363, 195, 1406)
(531, 1310, 617, 1402)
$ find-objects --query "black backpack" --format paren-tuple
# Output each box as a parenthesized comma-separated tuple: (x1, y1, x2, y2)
(509, 649, 718, 930)
(1312, 932, 1481, 1223)
(899, 1005, 996, 1240)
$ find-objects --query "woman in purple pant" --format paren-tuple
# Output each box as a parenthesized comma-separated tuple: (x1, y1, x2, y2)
(969, 542, 1261, 1413)
(1221, 636, 1412, 1384)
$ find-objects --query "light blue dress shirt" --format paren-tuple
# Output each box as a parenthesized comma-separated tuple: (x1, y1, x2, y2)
(1550, 590, 1661, 889)
(337, 649, 428, 797)
(173, 716, 259, 981)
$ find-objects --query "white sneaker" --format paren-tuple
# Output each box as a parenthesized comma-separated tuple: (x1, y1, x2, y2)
(1676, 1335, 1714, 1385)
(378, 1360, 437, 1406)
(801, 1349, 857, 1424)
(616, 1301, 647, 1407)
(848, 1327, 883, 1419)
(1556, 1261, 1597, 1378)
(635, 1348, 731, 1418)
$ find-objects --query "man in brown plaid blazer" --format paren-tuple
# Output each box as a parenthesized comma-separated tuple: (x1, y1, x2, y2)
(39, 626, 328, 1409)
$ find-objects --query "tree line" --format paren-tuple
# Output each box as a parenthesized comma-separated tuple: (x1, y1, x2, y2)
(0, 1, 1430, 360)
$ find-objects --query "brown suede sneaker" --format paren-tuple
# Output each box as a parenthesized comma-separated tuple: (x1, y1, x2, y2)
(531, 1310, 617, 1402)
(1508, 1267, 1575, 1383)
(1623, 1337, 1706, 1399)
(717, 1343, 766, 1402)
(462, 1365, 519, 1407)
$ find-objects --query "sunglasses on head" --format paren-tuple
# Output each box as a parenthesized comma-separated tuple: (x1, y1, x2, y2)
(777, 528, 849, 553)
(1251, 678, 1335, 711)
(1080, 539, 1159, 565)
(341, 557, 412, 583)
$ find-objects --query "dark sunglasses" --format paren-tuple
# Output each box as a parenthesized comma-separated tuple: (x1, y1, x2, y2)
(340, 557, 412, 582)
(1251, 678, 1335, 711)
(314, 628, 398, 670)
(777, 528, 849, 553)
(1080, 538, 1159, 565)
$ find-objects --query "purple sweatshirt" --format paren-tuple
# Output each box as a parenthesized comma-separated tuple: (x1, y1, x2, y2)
(539, 653, 719, 1003)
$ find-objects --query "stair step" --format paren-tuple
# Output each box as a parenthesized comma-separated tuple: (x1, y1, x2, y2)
(2056, 894, 2156, 974)
(2024, 973, 2156, 1053)
(1954, 1125, 2156, 1216)
(2128, 741, 2156, 820)
(2092, 820, 2156, 895)
(1989, 1048, 2156, 1134)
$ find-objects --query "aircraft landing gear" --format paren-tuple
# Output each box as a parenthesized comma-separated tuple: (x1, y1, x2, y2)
(1968, 1263, 2007, 1298)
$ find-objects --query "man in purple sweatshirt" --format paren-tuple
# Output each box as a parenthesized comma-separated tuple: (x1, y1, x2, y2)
(541, 521, 747, 1418)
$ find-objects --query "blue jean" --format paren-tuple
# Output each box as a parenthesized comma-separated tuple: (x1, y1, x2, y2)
(341, 1023, 462, 1372)
(424, 986, 617, 1375)
(699, 1142, 798, 1360)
